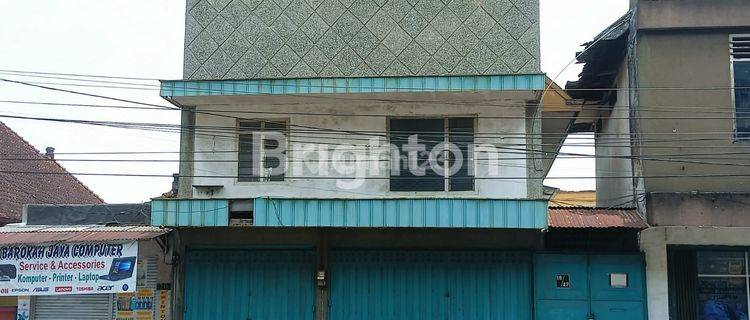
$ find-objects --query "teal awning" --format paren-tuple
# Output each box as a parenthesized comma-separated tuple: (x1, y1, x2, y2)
(151, 198, 548, 229)
(253, 198, 547, 229)
(160, 74, 545, 97)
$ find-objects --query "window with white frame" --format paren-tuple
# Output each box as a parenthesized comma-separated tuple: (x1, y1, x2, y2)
(731, 35, 750, 139)
(388, 118, 475, 192)
(237, 120, 287, 182)
(696, 251, 750, 319)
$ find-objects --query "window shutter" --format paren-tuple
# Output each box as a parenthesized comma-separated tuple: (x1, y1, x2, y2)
(731, 35, 750, 60)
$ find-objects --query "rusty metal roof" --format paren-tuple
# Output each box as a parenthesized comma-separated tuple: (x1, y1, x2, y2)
(548, 207, 648, 229)
(0, 225, 170, 245)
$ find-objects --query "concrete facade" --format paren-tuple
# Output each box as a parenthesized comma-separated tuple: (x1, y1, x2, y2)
(183, 0, 541, 79)
(636, 29, 750, 195)
(641, 226, 750, 320)
(175, 91, 540, 200)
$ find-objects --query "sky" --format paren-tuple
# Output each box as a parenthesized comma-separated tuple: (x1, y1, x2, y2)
(0, 0, 630, 203)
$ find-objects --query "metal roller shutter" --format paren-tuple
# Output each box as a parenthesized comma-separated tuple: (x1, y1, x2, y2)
(183, 249, 315, 320)
(32, 294, 113, 320)
(329, 251, 532, 320)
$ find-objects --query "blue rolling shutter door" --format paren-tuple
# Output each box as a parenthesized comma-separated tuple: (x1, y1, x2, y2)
(183, 250, 315, 320)
(329, 251, 532, 320)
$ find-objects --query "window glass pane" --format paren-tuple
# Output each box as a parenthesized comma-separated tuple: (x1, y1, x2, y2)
(389, 119, 444, 191)
(237, 121, 287, 182)
(698, 277, 748, 320)
(238, 121, 261, 182)
(448, 118, 475, 191)
(263, 121, 286, 181)
(697, 252, 746, 275)
(734, 61, 750, 139)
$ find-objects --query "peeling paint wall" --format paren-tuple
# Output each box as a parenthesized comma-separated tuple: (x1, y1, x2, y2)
(185, 92, 533, 199)
(183, 0, 540, 80)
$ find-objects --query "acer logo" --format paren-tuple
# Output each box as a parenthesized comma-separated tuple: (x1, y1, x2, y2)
(97, 285, 114, 291)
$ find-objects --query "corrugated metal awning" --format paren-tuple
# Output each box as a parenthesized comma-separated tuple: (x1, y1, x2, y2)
(548, 207, 648, 229)
(0, 225, 170, 245)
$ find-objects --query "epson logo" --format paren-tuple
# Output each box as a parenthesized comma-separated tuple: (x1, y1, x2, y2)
(97, 285, 114, 291)
(12, 288, 29, 293)
(33, 287, 49, 292)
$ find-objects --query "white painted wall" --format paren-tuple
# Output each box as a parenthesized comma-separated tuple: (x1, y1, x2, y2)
(596, 62, 635, 207)
(184, 92, 534, 199)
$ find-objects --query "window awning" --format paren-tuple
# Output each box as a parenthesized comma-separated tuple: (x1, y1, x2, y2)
(0, 225, 170, 245)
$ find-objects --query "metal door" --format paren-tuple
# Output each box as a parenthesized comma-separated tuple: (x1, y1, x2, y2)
(329, 251, 532, 320)
(183, 249, 315, 320)
(534, 254, 645, 320)
(32, 294, 113, 320)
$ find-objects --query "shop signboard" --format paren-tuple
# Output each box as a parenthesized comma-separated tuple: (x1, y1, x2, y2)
(0, 241, 138, 296)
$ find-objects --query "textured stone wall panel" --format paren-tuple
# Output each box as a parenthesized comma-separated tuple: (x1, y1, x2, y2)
(183, 0, 540, 79)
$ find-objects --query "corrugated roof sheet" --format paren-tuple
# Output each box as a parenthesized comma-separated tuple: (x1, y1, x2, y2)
(548, 207, 647, 229)
(254, 198, 548, 229)
(0, 225, 170, 244)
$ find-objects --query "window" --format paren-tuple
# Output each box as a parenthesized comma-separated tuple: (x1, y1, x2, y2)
(389, 118, 475, 192)
(238, 120, 287, 182)
(697, 251, 749, 320)
(731, 35, 750, 139)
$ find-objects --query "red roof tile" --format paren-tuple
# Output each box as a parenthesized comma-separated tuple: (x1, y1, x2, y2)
(548, 207, 648, 229)
(0, 121, 103, 221)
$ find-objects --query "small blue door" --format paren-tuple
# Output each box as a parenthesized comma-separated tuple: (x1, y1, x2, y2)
(534, 254, 645, 320)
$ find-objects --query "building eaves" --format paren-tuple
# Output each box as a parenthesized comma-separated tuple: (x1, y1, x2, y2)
(565, 11, 633, 103)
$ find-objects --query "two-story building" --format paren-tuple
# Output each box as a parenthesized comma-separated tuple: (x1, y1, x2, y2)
(567, 1, 750, 319)
(152, 0, 648, 319)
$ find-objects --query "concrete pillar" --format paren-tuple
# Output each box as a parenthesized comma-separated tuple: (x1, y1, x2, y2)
(178, 106, 196, 198)
(640, 227, 669, 320)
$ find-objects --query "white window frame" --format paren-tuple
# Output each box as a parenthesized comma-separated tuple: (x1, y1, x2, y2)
(237, 119, 289, 182)
(730, 34, 750, 142)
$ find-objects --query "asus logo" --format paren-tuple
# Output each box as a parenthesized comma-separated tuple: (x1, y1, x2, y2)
(33, 287, 49, 292)
(97, 285, 114, 291)
(54, 286, 72, 293)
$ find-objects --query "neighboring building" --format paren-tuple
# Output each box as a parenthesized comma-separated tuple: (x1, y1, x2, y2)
(153, 0, 646, 319)
(0, 121, 104, 223)
(0, 204, 170, 320)
(567, 1, 750, 319)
